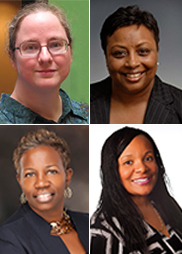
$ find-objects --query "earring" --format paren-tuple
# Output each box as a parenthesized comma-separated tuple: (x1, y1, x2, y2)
(64, 187, 72, 199)
(157, 62, 160, 66)
(20, 193, 27, 204)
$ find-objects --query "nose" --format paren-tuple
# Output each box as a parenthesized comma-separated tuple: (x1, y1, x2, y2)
(125, 51, 140, 68)
(38, 46, 53, 63)
(135, 160, 148, 173)
(34, 173, 50, 189)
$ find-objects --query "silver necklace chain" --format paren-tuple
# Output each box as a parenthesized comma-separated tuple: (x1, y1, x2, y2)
(152, 205, 164, 233)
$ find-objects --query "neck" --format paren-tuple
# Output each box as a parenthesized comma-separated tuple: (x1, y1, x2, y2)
(111, 79, 154, 106)
(11, 79, 62, 122)
(29, 203, 64, 223)
(131, 195, 151, 210)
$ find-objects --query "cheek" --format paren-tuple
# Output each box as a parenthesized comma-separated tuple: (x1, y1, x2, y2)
(15, 58, 35, 74)
(107, 58, 124, 74)
(20, 179, 33, 195)
(118, 167, 131, 183)
(143, 55, 158, 69)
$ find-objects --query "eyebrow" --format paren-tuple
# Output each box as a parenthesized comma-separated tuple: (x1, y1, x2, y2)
(111, 41, 151, 49)
(21, 37, 66, 44)
(120, 150, 154, 160)
(23, 164, 60, 172)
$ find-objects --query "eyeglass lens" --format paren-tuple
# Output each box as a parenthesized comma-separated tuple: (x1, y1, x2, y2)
(20, 39, 67, 56)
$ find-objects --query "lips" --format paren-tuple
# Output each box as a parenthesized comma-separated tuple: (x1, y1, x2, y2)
(37, 69, 56, 72)
(36, 70, 56, 75)
(132, 176, 151, 185)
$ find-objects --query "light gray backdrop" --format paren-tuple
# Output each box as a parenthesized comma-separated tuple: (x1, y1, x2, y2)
(90, 0, 182, 89)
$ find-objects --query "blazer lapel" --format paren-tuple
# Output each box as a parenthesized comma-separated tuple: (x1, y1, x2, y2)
(144, 76, 179, 124)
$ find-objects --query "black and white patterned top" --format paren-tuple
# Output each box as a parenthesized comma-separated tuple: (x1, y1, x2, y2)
(90, 211, 182, 254)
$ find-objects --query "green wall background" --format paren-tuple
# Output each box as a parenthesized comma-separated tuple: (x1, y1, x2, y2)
(50, 0, 89, 104)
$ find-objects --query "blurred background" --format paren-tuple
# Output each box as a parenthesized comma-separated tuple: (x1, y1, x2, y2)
(0, 125, 89, 224)
(90, 0, 182, 90)
(0, 0, 89, 104)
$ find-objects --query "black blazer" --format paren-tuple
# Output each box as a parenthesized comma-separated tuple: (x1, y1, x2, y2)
(0, 203, 89, 254)
(90, 75, 182, 124)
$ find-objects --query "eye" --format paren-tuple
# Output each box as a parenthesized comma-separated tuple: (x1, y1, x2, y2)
(112, 50, 127, 58)
(144, 155, 153, 162)
(49, 40, 64, 49)
(24, 172, 35, 178)
(123, 160, 133, 165)
(23, 43, 39, 52)
(47, 169, 58, 175)
(138, 48, 150, 56)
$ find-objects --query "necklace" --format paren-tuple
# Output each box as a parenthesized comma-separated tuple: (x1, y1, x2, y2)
(50, 209, 73, 235)
(151, 204, 164, 233)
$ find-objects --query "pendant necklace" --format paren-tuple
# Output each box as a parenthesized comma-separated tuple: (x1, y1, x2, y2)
(50, 209, 73, 235)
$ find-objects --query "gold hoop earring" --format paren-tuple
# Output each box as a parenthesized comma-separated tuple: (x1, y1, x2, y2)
(20, 193, 27, 204)
(64, 187, 72, 199)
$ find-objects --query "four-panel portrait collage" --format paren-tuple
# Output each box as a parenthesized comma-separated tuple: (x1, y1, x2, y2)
(0, 0, 182, 253)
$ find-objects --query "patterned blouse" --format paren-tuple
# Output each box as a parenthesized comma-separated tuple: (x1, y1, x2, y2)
(90, 210, 182, 254)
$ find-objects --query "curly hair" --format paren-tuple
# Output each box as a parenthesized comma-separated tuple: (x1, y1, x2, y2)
(8, 2, 72, 58)
(96, 127, 182, 252)
(100, 5, 159, 54)
(13, 129, 70, 175)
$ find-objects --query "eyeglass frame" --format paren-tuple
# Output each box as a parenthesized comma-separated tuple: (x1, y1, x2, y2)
(13, 39, 70, 58)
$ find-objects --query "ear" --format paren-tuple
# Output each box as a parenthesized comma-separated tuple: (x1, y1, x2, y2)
(105, 54, 110, 71)
(65, 168, 73, 188)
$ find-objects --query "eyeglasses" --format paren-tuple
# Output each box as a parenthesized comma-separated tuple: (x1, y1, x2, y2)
(13, 39, 70, 58)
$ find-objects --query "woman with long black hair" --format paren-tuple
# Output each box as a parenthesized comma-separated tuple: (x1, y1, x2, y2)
(90, 127, 182, 253)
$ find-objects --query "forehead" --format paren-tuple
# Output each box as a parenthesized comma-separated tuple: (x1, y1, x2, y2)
(16, 11, 67, 42)
(107, 24, 156, 47)
(122, 135, 154, 155)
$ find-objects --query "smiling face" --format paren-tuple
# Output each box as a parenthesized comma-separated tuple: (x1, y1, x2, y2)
(118, 135, 158, 200)
(17, 145, 73, 220)
(11, 11, 72, 91)
(105, 24, 158, 95)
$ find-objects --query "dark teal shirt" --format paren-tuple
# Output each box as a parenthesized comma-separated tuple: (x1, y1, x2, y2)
(0, 89, 89, 124)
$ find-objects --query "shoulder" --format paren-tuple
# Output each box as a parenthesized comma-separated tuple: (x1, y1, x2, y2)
(90, 77, 111, 100)
(1, 205, 26, 227)
(154, 75, 182, 98)
(68, 210, 89, 229)
(90, 211, 125, 254)
(0, 93, 14, 124)
(68, 210, 89, 220)
(59, 89, 89, 123)
(69, 99, 89, 123)
(0, 205, 29, 253)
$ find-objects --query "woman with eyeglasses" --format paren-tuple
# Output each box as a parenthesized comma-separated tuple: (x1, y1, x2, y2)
(0, 129, 89, 254)
(0, 3, 89, 124)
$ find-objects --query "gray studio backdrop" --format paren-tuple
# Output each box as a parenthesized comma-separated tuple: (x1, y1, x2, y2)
(0, 125, 89, 224)
(90, 0, 182, 89)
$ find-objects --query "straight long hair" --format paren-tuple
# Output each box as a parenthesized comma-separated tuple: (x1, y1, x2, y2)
(96, 127, 182, 252)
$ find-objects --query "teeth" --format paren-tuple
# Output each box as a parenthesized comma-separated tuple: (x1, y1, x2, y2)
(133, 177, 149, 183)
(37, 193, 51, 198)
(36, 193, 52, 202)
(126, 73, 141, 78)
